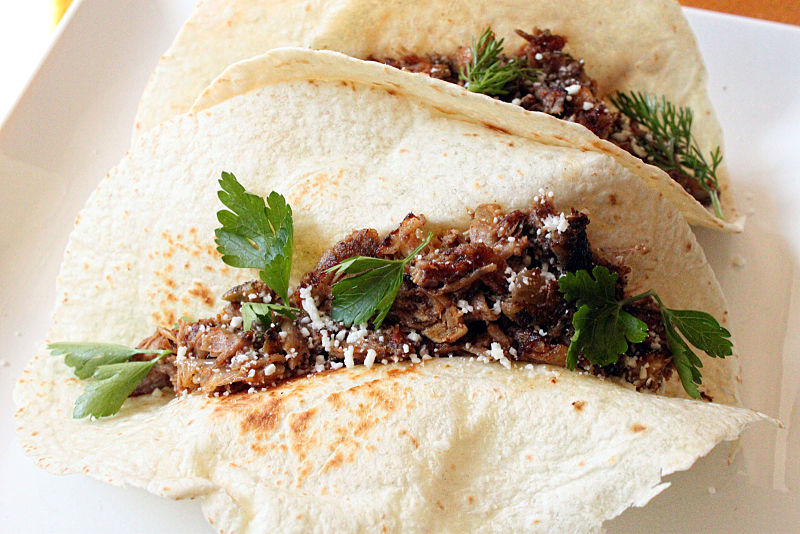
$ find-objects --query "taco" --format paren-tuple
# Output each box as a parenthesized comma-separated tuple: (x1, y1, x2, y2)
(16, 49, 764, 533)
(133, 0, 741, 230)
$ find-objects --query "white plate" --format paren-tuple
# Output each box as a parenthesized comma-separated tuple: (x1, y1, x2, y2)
(1, 3, 798, 532)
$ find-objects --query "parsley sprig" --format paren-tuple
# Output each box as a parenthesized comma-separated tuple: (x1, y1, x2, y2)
(610, 91, 725, 219)
(49, 342, 172, 418)
(558, 266, 732, 398)
(215, 172, 296, 304)
(459, 28, 537, 96)
(326, 233, 432, 328)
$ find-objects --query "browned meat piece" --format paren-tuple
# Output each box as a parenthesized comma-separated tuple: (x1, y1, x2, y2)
(410, 242, 508, 294)
(293, 228, 381, 308)
(514, 28, 619, 138)
(371, 54, 457, 82)
(131, 327, 177, 396)
(389, 286, 443, 331)
(469, 205, 529, 259)
(421, 296, 468, 343)
(512, 328, 569, 366)
(515, 28, 566, 56)
(500, 268, 565, 328)
(529, 206, 595, 273)
(377, 213, 426, 258)
(222, 280, 275, 303)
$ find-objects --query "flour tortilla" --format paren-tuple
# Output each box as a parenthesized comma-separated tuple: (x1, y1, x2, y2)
(133, 0, 741, 230)
(16, 50, 761, 533)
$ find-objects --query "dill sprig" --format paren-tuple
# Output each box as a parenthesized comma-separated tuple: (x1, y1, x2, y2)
(459, 28, 536, 96)
(610, 91, 724, 219)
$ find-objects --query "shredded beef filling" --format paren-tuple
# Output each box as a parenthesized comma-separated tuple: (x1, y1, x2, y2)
(132, 200, 672, 398)
(370, 28, 712, 205)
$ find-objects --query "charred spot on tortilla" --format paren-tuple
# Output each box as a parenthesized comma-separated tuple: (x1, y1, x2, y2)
(369, 27, 723, 211)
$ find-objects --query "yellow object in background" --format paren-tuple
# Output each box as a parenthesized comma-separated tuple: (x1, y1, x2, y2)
(52, 0, 72, 27)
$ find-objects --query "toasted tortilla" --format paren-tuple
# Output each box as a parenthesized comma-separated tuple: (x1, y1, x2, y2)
(133, 0, 741, 230)
(17, 49, 760, 533)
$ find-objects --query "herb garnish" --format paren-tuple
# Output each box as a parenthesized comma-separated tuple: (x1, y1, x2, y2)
(215, 171, 296, 304)
(48, 342, 172, 418)
(241, 302, 298, 330)
(459, 28, 536, 96)
(558, 266, 732, 398)
(610, 91, 725, 219)
(326, 233, 432, 328)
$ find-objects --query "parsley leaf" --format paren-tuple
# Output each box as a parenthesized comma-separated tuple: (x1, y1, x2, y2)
(558, 266, 732, 398)
(48, 342, 172, 380)
(459, 28, 537, 96)
(559, 266, 648, 369)
(610, 91, 724, 219)
(240, 302, 299, 330)
(662, 319, 703, 399)
(72, 356, 165, 419)
(653, 296, 732, 399)
(327, 233, 432, 328)
(215, 172, 294, 303)
(50, 343, 173, 417)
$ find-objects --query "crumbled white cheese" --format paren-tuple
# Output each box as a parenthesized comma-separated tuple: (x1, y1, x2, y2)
(344, 345, 355, 368)
(364, 349, 377, 369)
(330, 361, 344, 370)
(407, 331, 421, 342)
(457, 299, 474, 314)
(565, 83, 581, 95)
(506, 266, 519, 291)
(534, 52, 543, 61)
(489, 342, 511, 369)
(320, 329, 332, 352)
(264, 363, 277, 376)
(247, 368, 256, 378)
(346, 324, 368, 344)
(542, 213, 569, 235)
(229, 316, 243, 329)
(402, 344, 410, 354)
(410, 354, 421, 364)
(300, 327, 311, 337)
(511, 97, 521, 105)
(582, 101, 594, 111)
(298, 285, 326, 329)
(176, 346, 188, 361)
